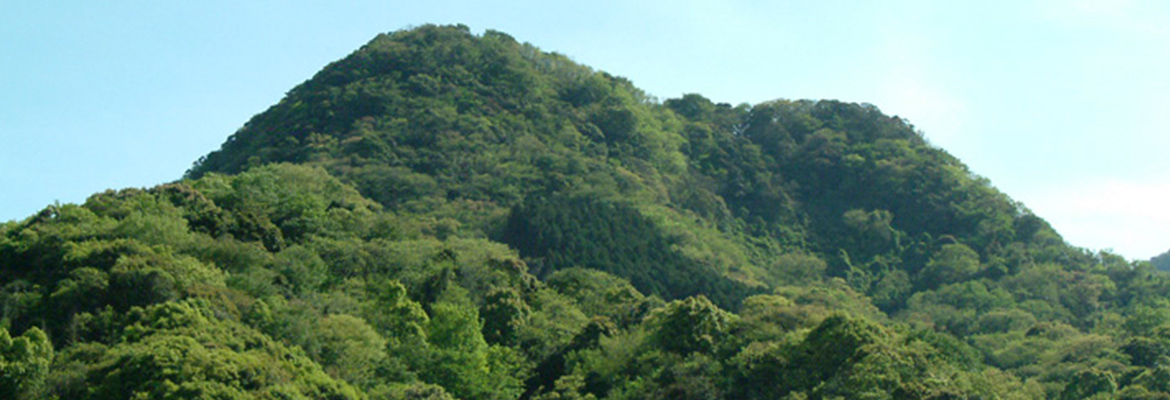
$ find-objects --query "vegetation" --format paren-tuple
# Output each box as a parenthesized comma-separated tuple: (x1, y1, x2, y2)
(3, 24, 1169, 399)
(1150, 249, 1170, 272)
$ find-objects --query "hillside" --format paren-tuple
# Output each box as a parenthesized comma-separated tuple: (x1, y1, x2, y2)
(3, 24, 1169, 399)
(1151, 250, 1170, 272)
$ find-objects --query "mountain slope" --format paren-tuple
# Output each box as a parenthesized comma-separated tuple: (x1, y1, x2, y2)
(187, 24, 1075, 312)
(1151, 249, 1170, 271)
(3, 24, 1169, 399)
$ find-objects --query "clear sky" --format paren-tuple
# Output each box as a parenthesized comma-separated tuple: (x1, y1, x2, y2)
(3, 1, 1168, 260)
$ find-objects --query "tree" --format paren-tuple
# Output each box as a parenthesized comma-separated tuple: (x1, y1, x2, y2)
(481, 288, 530, 345)
(1060, 369, 1116, 400)
(0, 327, 52, 400)
(81, 300, 362, 400)
(647, 296, 735, 355)
(314, 314, 389, 388)
(918, 243, 981, 289)
(421, 291, 525, 400)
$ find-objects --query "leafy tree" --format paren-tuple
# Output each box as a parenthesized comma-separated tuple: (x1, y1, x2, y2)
(481, 287, 529, 345)
(313, 314, 388, 388)
(0, 327, 52, 399)
(1060, 368, 1117, 400)
(790, 314, 888, 387)
(81, 300, 363, 400)
(647, 296, 735, 355)
(372, 381, 457, 400)
(545, 268, 654, 328)
(918, 243, 982, 289)
(767, 252, 827, 287)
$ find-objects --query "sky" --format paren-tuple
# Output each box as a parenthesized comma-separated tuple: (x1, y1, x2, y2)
(2, 1, 1168, 260)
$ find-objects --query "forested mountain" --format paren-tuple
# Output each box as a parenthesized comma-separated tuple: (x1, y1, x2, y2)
(3, 24, 1169, 399)
(1151, 250, 1170, 272)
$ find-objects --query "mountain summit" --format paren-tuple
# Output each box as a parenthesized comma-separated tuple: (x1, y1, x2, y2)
(2, 25, 1165, 399)
(187, 24, 1064, 306)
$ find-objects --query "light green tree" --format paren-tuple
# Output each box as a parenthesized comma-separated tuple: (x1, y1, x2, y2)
(0, 327, 52, 400)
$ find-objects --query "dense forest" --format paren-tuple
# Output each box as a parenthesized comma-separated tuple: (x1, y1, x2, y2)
(1150, 250, 1170, 272)
(4, 24, 1170, 399)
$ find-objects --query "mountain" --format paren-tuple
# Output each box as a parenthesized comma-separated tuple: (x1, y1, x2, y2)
(1151, 250, 1170, 272)
(2, 24, 1168, 399)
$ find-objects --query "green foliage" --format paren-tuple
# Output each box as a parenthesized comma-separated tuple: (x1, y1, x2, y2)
(544, 268, 655, 328)
(372, 381, 457, 400)
(81, 300, 363, 400)
(1151, 249, 1170, 272)
(410, 287, 527, 400)
(646, 296, 735, 355)
(767, 252, 828, 287)
(514, 288, 589, 360)
(792, 314, 889, 385)
(919, 243, 982, 289)
(0, 326, 52, 399)
(313, 314, 388, 387)
(502, 194, 754, 309)
(361, 279, 429, 346)
(1060, 368, 1117, 400)
(5, 24, 1170, 400)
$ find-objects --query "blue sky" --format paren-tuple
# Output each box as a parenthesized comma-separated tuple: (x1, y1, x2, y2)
(2, 1, 1168, 260)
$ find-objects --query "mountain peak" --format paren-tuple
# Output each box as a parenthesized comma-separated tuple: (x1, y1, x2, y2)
(3, 25, 1154, 400)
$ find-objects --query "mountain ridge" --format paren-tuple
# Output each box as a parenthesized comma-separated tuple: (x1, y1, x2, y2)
(187, 24, 1065, 309)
